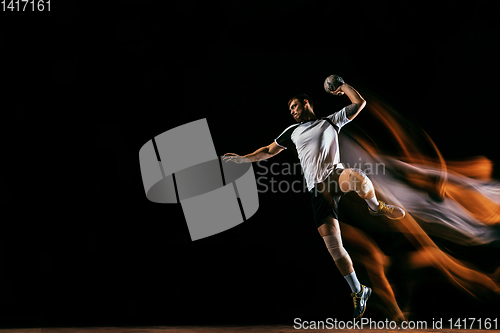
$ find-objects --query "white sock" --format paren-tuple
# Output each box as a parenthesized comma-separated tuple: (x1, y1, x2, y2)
(344, 271, 362, 293)
(365, 196, 380, 211)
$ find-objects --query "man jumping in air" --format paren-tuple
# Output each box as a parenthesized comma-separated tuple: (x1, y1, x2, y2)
(223, 80, 405, 319)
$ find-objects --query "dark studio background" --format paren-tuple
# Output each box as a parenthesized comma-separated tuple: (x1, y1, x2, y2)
(0, 0, 499, 328)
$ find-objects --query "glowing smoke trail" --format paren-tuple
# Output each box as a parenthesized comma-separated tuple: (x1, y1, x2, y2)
(338, 91, 500, 317)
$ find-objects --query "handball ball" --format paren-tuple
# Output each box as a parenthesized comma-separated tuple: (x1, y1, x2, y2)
(324, 75, 344, 93)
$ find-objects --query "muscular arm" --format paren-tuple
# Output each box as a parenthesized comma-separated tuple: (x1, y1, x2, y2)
(223, 141, 284, 163)
(243, 141, 284, 162)
(344, 102, 361, 120)
(337, 83, 366, 120)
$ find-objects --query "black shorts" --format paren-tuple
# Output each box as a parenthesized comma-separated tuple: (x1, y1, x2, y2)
(310, 167, 346, 228)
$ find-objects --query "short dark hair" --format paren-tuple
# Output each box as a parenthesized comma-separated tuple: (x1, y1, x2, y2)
(288, 93, 314, 109)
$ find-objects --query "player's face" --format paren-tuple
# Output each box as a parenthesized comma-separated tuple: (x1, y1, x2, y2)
(289, 99, 304, 122)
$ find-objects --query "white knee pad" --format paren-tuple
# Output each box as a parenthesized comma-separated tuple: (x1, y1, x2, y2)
(323, 233, 348, 260)
(348, 168, 374, 197)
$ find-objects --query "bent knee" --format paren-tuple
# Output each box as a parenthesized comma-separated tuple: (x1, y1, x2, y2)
(339, 168, 374, 197)
(349, 168, 368, 183)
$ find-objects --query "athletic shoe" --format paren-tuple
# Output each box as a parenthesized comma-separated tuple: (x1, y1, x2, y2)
(351, 284, 372, 319)
(368, 200, 405, 220)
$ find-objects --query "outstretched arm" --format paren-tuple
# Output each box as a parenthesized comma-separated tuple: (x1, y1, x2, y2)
(223, 141, 284, 163)
(331, 83, 366, 121)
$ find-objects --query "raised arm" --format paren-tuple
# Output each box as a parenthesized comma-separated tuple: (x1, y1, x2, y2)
(331, 83, 366, 120)
(223, 141, 284, 163)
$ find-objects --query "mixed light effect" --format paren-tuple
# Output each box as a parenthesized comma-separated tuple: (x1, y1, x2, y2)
(338, 92, 500, 321)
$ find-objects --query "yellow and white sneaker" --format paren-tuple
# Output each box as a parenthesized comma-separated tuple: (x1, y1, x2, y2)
(368, 200, 406, 220)
(351, 284, 372, 319)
